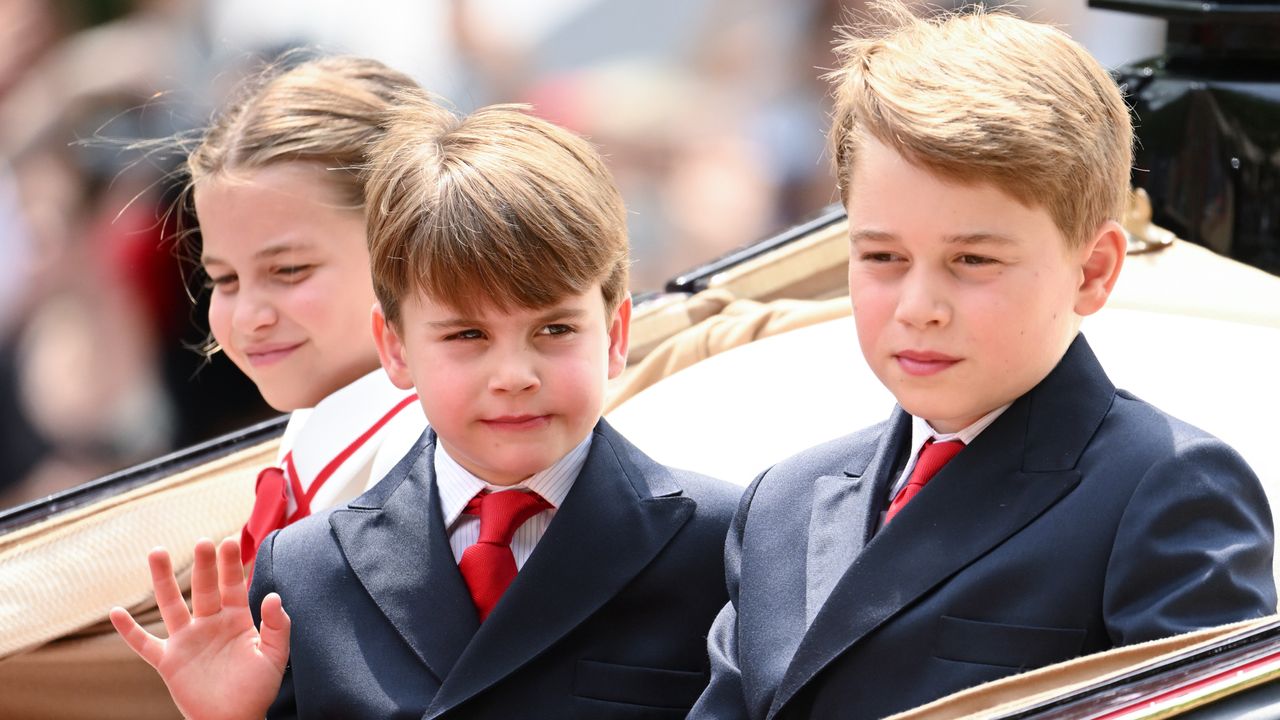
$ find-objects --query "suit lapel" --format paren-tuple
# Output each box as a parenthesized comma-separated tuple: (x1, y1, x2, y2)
(424, 420, 696, 719)
(769, 335, 1112, 718)
(745, 415, 905, 715)
(329, 430, 478, 685)
(804, 410, 909, 624)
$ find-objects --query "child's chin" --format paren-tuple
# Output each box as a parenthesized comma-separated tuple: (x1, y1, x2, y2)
(487, 461, 550, 485)
(898, 400, 969, 429)
(894, 394, 949, 418)
(260, 386, 310, 413)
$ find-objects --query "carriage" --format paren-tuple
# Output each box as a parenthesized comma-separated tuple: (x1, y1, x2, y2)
(3, 0, 1280, 714)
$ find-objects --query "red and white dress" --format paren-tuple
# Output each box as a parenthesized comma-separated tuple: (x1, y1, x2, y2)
(240, 370, 427, 565)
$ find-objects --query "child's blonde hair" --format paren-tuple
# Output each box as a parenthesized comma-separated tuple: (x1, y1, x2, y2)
(828, 2, 1132, 246)
(185, 55, 419, 209)
(166, 54, 418, 356)
(365, 91, 629, 324)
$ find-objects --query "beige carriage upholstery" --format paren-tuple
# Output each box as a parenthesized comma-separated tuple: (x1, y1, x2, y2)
(607, 294, 852, 413)
(0, 440, 274, 719)
(622, 214, 852, 368)
(884, 615, 1280, 720)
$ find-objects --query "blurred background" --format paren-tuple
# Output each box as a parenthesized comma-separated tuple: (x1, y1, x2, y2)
(0, 0, 1163, 508)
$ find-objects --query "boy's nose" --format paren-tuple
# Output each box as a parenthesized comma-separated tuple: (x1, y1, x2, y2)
(488, 352, 541, 394)
(894, 271, 950, 328)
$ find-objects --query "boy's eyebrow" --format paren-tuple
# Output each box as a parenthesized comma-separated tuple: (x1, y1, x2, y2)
(943, 232, 1019, 246)
(848, 230, 1019, 246)
(534, 307, 586, 323)
(425, 308, 587, 330)
(426, 317, 485, 330)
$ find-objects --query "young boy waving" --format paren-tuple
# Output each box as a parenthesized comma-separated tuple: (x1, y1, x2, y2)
(690, 4, 1276, 719)
(112, 92, 740, 719)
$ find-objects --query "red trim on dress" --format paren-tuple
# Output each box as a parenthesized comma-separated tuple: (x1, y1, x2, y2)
(242, 393, 420, 566)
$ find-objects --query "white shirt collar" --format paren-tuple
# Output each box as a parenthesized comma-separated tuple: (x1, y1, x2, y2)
(435, 433, 592, 529)
(888, 404, 1012, 502)
(908, 403, 1011, 453)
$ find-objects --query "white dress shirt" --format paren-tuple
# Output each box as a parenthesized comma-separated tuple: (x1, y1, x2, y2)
(885, 404, 1012, 502)
(435, 435, 591, 568)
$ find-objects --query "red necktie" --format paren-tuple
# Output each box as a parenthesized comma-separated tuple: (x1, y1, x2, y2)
(458, 490, 553, 621)
(241, 465, 292, 566)
(884, 439, 965, 525)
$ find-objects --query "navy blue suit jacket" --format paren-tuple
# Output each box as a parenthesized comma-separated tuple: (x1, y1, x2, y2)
(691, 334, 1276, 720)
(250, 419, 739, 719)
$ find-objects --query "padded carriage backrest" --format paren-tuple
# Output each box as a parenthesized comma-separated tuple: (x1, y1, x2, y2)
(0, 438, 275, 659)
(884, 615, 1280, 719)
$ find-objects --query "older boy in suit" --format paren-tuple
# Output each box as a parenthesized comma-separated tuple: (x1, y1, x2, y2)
(689, 4, 1276, 720)
(112, 94, 739, 719)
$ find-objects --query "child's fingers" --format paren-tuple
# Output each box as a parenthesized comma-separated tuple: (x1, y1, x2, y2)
(148, 547, 190, 634)
(189, 538, 222, 618)
(257, 592, 292, 671)
(109, 606, 165, 669)
(217, 537, 249, 608)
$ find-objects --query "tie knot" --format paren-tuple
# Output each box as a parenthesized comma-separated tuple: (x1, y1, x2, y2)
(465, 490, 553, 544)
(913, 438, 966, 486)
(883, 438, 966, 526)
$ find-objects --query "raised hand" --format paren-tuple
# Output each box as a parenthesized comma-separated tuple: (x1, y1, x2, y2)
(110, 537, 290, 720)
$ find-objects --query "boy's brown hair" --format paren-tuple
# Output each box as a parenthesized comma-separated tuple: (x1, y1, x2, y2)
(365, 91, 629, 324)
(828, 2, 1132, 246)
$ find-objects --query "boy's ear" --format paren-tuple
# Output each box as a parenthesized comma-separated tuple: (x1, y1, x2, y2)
(370, 302, 416, 390)
(1074, 220, 1126, 317)
(606, 294, 632, 380)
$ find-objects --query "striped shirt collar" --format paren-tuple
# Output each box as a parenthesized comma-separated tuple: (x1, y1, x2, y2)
(436, 433, 592, 529)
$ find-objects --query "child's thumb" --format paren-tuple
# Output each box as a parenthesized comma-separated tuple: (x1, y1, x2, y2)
(258, 592, 292, 671)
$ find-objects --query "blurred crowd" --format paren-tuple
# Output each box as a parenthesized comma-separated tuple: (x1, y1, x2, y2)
(0, 0, 1162, 508)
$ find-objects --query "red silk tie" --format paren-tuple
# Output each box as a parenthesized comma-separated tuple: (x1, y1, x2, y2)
(458, 490, 553, 621)
(241, 466, 291, 566)
(884, 439, 966, 525)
